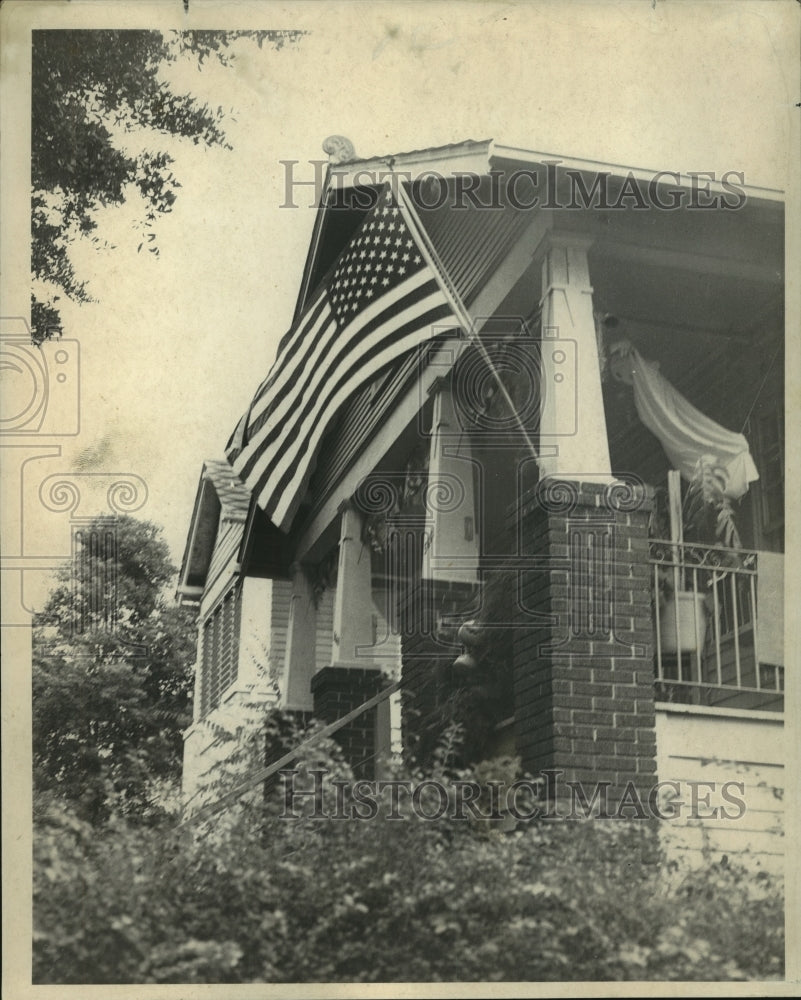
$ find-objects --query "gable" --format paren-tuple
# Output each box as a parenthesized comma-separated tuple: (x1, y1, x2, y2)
(177, 460, 252, 603)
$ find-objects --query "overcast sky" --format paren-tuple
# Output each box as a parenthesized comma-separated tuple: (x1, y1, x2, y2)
(5, 0, 797, 601)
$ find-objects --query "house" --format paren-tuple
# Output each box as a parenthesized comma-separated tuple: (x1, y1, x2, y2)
(178, 140, 785, 869)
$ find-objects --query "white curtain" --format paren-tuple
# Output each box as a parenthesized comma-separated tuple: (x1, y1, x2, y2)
(610, 342, 759, 499)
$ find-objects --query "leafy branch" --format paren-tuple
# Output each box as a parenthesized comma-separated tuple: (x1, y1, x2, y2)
(31, 29, 305, 343)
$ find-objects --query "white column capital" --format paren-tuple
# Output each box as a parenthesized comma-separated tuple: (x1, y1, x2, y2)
(535, 231, 611, 479)
(422, 382, 480, 584)
(534, 229, 595, 260)
(426, 372, 453, 399)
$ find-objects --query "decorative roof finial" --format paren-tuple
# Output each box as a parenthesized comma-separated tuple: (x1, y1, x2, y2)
(322, 135, 356, 164)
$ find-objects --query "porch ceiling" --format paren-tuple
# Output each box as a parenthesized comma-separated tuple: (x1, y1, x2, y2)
(589, 253, 781, 386)
(584, 195, 783, 387)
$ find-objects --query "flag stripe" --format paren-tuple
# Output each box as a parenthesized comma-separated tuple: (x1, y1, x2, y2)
(228, 290, 330, 463)
(236, 272, 440, 484)
(265, 306, 455, 530)
(246, 292, 332, 432)
(248, 292, 447, 512)
(245, 268, 434, 445)
(272, 286, 329, 372)
(244, 285, 451, 500)
(256, 296, 453, 508)
(226, 185, 461, 532)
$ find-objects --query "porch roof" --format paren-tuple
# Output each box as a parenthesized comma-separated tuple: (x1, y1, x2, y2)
(185, 137, 784, 568)
(324, 138, 784, 201)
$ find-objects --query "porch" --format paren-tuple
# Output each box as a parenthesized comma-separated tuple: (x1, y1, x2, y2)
(649, 538, 784, 712)
(267, 154, 785, 789)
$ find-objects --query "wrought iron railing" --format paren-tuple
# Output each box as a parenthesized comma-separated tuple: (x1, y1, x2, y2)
(649, 540, 783, 710)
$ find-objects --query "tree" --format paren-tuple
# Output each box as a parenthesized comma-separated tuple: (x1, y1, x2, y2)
(31, 28, 304, 344)
(33, 515, 197, 824)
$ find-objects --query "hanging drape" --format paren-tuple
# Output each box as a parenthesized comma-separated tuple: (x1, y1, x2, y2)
(610, 342, 759, 499)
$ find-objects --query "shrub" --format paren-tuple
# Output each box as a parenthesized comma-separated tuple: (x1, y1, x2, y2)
(33, 742, 784, 984)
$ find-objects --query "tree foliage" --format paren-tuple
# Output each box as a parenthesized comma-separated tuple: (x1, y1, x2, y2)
(31, 29, 304, 343)
(29, 514, 785, 984)
(33, 515, 197, 823)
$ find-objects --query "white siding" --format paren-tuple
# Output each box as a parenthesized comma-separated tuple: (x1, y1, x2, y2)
(314, 587, 335, 670)
(236, 577, 293, 691)
(655, 705, 784, 873)
(311, 585, 402, 756)
(207, 518, 242, 587)
(184, 577, 294, 805)
(268, 579, 292, 686)
(199, 519, 244, 620)
(237, 578, 270, 686)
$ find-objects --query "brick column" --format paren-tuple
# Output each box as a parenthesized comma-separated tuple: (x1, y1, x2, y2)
(398, 578, 477, 763)
(511, 478, 657, 809)
(311, 667, 384, 778)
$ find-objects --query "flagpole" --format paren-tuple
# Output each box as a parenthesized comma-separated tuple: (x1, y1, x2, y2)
(394, 181, 540, 465)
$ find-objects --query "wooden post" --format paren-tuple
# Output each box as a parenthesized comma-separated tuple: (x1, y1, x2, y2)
(667, 469, 683, 545)
(537, 233, 612, 479)
(331, 501, 378, 668)
(422, 380, 480, 584)
(281, 563, 317, 711)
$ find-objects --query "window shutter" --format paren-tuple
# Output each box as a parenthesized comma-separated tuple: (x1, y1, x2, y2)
(199, 584, 242, 718)
(200, 614, 216, 718)
(219, 586, 241, 696)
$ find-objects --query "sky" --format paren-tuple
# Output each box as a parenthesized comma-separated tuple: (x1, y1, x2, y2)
(2, 0, 798, 603)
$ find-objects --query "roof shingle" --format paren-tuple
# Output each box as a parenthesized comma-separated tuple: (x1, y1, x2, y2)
(203, 459, 252, 520)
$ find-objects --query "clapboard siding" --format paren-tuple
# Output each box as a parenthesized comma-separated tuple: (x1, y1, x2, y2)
(655, 706, 784, 872)
(268, 579, 292, 680)
(207, 519, 243, 586)
(314, 588, 335, 670)
(200, 520, 245, 618)
(665, 827, 784, 866)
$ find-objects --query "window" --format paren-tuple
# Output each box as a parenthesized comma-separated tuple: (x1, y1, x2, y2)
(753, 405, 784, 552)
(200, 585, 242, 717)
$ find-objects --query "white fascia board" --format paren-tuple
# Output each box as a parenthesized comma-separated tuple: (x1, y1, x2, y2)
(329, 140, 493, 189)
(490, 143, 785, 201)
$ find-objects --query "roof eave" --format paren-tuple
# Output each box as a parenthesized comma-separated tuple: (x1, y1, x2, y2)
(326, 138, 494, 190)
(176, 462, 251, 600)
(176, 469, 212, 599)
(490, 144, 785, 201)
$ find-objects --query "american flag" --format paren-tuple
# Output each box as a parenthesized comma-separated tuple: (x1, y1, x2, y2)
(226, 187, 459, 531)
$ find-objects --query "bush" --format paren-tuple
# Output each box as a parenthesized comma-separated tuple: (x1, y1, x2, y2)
(33, 740, 784, 984)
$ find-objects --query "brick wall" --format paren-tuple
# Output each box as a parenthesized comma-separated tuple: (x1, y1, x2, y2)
(398, 579, 477, 766)
(311, 666, 385, 778)
(511, 479, 657, 807)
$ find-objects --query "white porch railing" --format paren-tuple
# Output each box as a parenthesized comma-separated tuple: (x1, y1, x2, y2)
(649, 540, 784, 710)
